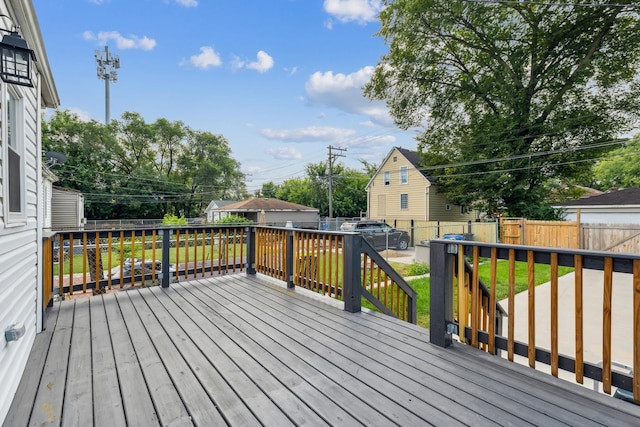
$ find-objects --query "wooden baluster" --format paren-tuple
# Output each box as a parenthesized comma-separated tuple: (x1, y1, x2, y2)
(175, 230, 181, 280)
(151, 230, 157, 283)
(458, 246, 467, 343)
(82, 233, 88, 293)
(107, 232, 113, 289)
(140, 231, 145, 285)
(551, 252, 559, 377)
(68, 234, 74, 297)
(488, 247, 497, 355)
(471, 246, 480, 348)
(131, 233, 136, 285)
(508, 248, 515, 361)
(575, 254, 584, 384)
(119, 232, 124, 288)
(602, 257, 613, 394)
(528, 250, 536, 368)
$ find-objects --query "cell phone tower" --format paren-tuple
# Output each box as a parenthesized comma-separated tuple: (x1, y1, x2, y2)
(95, 45, 120, 124)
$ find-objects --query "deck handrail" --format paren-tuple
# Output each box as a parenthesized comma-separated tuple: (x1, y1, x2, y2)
(45, 225, 417, 324)
(47, 225, 248, 299)
(429, 239, 640, 404)
(252, 226, 417, 323)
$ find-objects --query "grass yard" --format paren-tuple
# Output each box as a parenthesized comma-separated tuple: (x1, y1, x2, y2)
(401, 260, 573, 329)
(54, 244, 246, 276)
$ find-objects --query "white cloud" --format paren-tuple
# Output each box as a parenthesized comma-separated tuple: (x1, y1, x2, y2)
(305, 66, 394, 126)
(67, 107, 94, 122)
(182, 46, 222, 69)
(323, 0, 382, 24)
(344, 134, 395, 147)
(266, 146, 303, 160)
(232, 51, 274, 73)
(359, 120, 375, 127)
(247, 51, 274, 73)
(284, 66, 298, 76)
(260, 125, 356, 143)
(83, 31, 156, 50)
(175, 0, 197, 7)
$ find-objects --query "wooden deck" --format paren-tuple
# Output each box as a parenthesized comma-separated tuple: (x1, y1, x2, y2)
(4, 273, 640, 427)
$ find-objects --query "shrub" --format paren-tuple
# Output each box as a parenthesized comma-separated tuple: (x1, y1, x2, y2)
(407, 262, 430, 276)
(162, 213, 187, 225)
(214, 215, 252, 225)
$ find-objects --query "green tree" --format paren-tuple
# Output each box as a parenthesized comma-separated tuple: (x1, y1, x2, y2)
(593, 137, 640, 190)
(257, 181, 279, 198)
(366, 1, 640, 218)
(42, 110, 247, 220)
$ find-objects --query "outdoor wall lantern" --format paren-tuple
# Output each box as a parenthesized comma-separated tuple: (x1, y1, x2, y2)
(0, 27, 36, 87)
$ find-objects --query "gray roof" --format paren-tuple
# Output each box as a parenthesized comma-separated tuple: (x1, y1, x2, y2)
(556, 188, 640, 206)
(213, 198, 319, 212)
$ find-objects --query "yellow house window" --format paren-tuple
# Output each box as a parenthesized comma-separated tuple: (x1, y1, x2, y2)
(383, 171, 390, 186)
(400, 193, 408, 210)
(400, 166, 408, 184)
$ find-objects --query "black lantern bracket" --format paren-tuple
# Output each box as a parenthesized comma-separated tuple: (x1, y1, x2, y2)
(0, 14, 36, 87)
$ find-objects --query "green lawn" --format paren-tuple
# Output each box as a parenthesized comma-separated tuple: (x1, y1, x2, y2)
(54, 244, 246, 276)
(402, 260, 574, 329)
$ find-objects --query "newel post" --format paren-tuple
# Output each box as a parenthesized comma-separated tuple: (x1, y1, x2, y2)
(160, 228, 171, 288)
(246, 226, 256, 275)
(286, 230, 294, 288)
(342, 233, 362, 313)
(430, 240, 454, 347)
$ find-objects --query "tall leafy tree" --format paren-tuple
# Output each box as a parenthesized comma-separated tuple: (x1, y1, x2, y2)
(42, 110, 247, 219)
(592, 136, 640, 190)
(366, 0, 640, 218)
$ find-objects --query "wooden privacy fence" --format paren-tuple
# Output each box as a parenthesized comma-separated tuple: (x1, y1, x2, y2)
(501, 218, 640, 253)
(388, 220, 498, 244)
(429, 240, 640, 404)
(582, 223, 640, 253)
(500, 217, 579, 249)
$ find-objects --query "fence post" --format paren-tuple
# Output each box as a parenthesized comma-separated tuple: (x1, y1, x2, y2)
(342, 233, 362, 313)
(410, 219, 415, 247)
(286, 230, 294, 288)
(246, 226, 256, 275)
(430, 240, 453, 347)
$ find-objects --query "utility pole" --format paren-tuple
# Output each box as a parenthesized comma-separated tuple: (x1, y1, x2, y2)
(95, 45, 120, 124)
(328, 145, 346, 218)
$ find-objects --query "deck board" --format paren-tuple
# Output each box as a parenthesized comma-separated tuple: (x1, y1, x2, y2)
(5, 273, 640, 427)
(103, 292, 159, 427)
(61, 298, 92, 427)
(90, 295, 127, 427)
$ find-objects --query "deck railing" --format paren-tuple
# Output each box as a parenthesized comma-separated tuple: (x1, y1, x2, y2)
(44, 225, 416, 323)
(429, 239, 640, 404)
(48, 226, 247, 297)
(253, 227, 417, 323)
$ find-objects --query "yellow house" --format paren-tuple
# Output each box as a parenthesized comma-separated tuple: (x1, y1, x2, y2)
(366, 147, 478, 221)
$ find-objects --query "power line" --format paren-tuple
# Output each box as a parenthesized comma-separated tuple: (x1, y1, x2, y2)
(461, 0, 639, 7)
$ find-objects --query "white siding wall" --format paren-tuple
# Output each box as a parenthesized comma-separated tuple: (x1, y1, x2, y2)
(51, 188, 84, 229)
(0, 23, 42, 421)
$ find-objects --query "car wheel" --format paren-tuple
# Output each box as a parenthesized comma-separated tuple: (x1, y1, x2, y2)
(397, 238, 409, 250)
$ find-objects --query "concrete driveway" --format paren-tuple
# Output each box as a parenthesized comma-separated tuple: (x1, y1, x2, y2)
(500, 269, 635, 389)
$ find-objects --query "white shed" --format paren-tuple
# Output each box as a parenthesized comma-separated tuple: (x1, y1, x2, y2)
(51, 186, 85, 230)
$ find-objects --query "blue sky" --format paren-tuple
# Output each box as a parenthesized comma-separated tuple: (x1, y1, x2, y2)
(32, 0, 419, 193)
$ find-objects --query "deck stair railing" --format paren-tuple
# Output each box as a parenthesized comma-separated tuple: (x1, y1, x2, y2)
(252, 227, 417, 323)
(429, 239, 640, 404)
